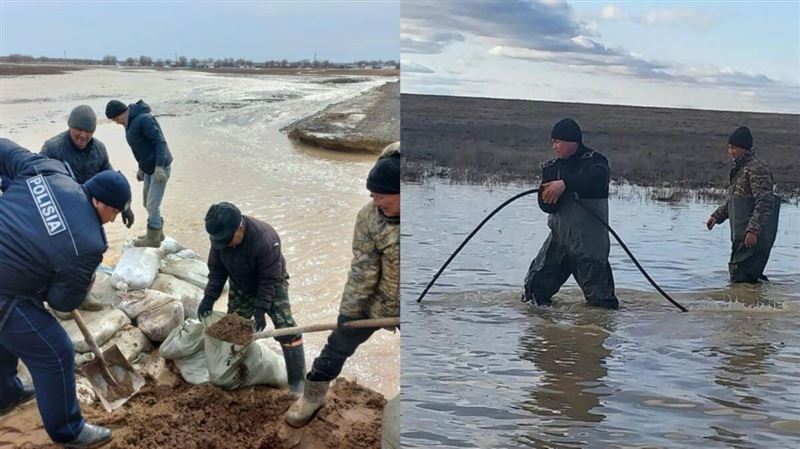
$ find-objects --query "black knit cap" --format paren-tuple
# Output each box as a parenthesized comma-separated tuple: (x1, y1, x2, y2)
(728, 126, 753, 150)
(366, 152, 400, 194)
(84, 170, 131, 211)
(551, 118, 582, 144)
(105, 100, 128, 119)
(205, 202, 242, 249)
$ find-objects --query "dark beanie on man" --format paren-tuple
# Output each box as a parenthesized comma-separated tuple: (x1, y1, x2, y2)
(84, 170, 132, 211)
(728, 126, 753, 151)
(68, 105, 97, 132)
(205, 202, 243, 249)
(366, 152, 400, 194)
(105, 100, 128, 119)
(551, 118, 582, 144)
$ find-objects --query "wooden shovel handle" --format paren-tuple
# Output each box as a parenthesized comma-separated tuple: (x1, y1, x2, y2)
(71, 310, 118, 386)
(251, 317, 400, 340)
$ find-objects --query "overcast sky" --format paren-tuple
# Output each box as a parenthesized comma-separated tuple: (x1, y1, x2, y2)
(0, 1, 399, 62)
(401, 1, 799, 113)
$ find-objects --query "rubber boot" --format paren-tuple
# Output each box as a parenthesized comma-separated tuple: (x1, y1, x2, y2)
(0, 384, 35, 416)
(285, 379, 329, 427)
(79, 293, 105, 312)
(281, 343, 306, 399)
(133, 226, 161, 248)
(159, 217, 166, 242)
(63, 423, 112, 449)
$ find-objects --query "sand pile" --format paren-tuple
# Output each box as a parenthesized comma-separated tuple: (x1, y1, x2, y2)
(17, 378, 384, 449)
(205, 313, 253, 346)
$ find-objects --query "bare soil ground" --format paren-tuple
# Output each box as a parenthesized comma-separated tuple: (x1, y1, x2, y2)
(5, 379, 384, 449)
(0, 64, 84, 76)
(402, 94, 799, 196)
(283, 81, 399, 153)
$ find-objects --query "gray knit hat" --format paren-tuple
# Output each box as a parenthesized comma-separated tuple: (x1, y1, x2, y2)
(68, 105, 97, 132)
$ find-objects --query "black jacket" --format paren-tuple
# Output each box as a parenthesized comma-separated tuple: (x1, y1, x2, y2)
(203, 216, 287, 311)
(41, 131, 113, 184)
(125, 100, 173, 174)
(538, 144, 610, 214)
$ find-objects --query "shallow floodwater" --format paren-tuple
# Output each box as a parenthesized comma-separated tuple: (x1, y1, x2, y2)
(402, 181, 800, 448)
(0, 68, 399, 397)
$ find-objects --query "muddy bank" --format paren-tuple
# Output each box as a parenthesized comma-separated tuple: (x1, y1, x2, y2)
(11, 378, 384, 449)
(402, 94, 800, 196)
(0, 63, 85, 76)
(283, 81, 399, 153)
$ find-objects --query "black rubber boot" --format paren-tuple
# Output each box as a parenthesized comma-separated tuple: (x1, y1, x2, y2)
(0, 383, 35, 416)
(282, 343, 307, 399)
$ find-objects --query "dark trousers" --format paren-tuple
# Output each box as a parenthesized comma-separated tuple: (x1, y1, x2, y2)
(0, 300, 84, 442)
(525, 237, 619, 309)
(308, 327, 377, 382)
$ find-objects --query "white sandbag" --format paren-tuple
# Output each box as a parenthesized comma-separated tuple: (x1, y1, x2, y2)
(116, 289, 177, 320)
(160, 318, 210, 384)
(203, 312, 287, 389)
(111, 247, 162, 290)
(88, 271, 118, 306)
(175, 248, 201, 260)
(382, 394, 400, 449)
(62, 309, 131, 353)
(151, 274, 205, 320)
(75, 325, 153, 367)
(160, 258, 210, 290)
(138, 300, 185, 343)
(160, 237, 184, 255)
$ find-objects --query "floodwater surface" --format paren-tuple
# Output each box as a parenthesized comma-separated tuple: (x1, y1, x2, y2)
(402, 181, 800, 448)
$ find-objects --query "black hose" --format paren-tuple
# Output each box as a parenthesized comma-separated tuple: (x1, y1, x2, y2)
(416, 189, 689, 313)
(415, 189, 539, 302)
(571, 195, 688, 312)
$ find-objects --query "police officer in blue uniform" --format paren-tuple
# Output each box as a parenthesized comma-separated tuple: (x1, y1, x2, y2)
(0, 138, 131, 448)
(523, 119, 619, 309)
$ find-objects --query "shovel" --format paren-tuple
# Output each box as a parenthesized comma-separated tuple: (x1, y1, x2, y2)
(72, 310, 145, 412)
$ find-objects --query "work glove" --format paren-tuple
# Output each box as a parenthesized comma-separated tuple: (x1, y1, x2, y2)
(136, 169, 144, 182)
(121, 208, 135, 228)
(197, 296, 216, 319)
(153, 166, 167, 185)
(253, 307, 267, 332)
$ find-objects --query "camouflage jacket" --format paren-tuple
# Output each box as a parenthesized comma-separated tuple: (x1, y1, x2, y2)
(712, 151, 774, 235)
(338, 201, 400, 319)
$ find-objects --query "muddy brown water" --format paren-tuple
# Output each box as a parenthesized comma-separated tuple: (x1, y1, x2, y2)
(0, 68, 399, 398)
(402, 181, 800, 448)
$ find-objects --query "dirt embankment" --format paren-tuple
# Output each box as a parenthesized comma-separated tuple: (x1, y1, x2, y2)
(283, 81, 400, 154)
(0, 64, 85, 76)
(10, 378, 385, 449)
(402, 94, 800, 196)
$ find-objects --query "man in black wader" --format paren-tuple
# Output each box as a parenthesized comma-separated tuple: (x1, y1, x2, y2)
(523, 119, 619, 309)
(0, 138, 132, 447)
(706, 127, 780, 283)
(196, 202, 305, 398)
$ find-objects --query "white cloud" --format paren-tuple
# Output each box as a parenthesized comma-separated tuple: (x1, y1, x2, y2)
(601, 5, 625, 20)
(641, 8, 715, 30)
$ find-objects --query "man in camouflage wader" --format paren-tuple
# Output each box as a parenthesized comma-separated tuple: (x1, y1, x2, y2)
(523, 118, 619, 309)
(707, 127, 780, 283)
(196, 202, 305, 396)
(286, 142, 400, 427)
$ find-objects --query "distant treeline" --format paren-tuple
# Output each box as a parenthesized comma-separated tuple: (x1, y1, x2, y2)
(1, 54, 399, 70)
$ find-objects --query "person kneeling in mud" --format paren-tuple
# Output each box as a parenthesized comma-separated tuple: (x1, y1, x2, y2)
(196, 202, 305, 397)
(706, 127, 780, 284)
(523, 119, 619, 309)
(286, 142, 400, 428)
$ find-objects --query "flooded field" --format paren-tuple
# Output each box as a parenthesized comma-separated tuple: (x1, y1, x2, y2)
(0, 68, 399, 397)
(401, 181, 800, 448)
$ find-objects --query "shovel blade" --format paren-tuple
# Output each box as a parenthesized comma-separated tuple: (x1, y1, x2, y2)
(81, 345, 145, 412)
